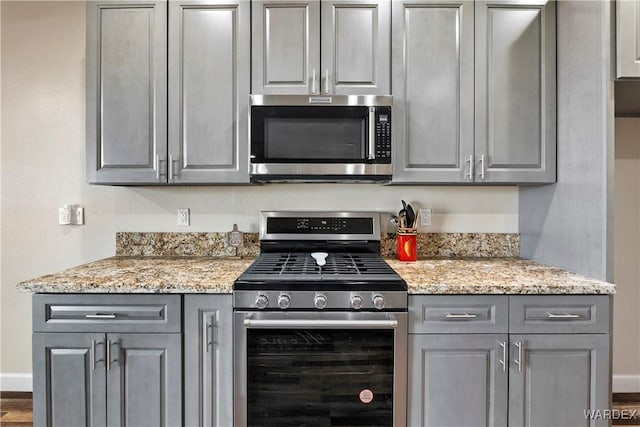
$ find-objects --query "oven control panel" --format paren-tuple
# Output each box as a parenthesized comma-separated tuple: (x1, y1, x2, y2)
(236, 290, 407, 311)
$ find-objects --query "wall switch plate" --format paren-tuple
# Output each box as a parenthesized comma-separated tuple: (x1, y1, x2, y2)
(59, 205, 71, 225)
(177, 208, 190, 226)
(419, 208, 432, 226)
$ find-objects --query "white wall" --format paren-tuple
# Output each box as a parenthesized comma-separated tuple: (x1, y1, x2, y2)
(0, 1, 518, 383)
(613, 118, 640, 392)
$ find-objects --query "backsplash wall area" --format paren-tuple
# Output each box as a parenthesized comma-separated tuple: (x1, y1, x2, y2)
(0, 1, 519, 385)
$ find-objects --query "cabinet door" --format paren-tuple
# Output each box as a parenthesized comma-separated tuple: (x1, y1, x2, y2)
(391, 0, 474, 183)
(106, 333, 182, 427)
(168, 0, 250, 183)
(33, 333, 106, 427)
(474, 0, 556, 183)
(252, 0, 320, 95)
(321, 0, 390, 95)
(184, 295, 233, 427)
(408, 334, 508, 427)
(508, 334, 610, 427)
(86, 1, 167, 184)
(617, 0, 640, 78)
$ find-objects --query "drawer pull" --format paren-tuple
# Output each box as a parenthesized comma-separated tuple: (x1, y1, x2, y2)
(445, 313, 477, 319)
(85, 313, 117, 319)
(546, 313, 581, 319)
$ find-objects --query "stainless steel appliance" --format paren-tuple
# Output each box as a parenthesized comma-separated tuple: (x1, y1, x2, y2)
(234, 211, 407, 427)
(249, 95, 392, 182)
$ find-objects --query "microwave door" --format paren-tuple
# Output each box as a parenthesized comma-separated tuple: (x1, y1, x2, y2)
(251, 106, 370, 163)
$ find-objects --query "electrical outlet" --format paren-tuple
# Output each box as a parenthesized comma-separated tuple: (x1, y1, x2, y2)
(419, 208, 432, 227)
(177, 208, 190, 226)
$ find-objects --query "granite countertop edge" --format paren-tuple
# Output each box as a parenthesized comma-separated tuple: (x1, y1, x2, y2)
(17, 256, 616, 295)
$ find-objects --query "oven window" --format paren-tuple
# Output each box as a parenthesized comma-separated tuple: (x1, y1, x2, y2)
(251, 106, 369, 162)
(246, 329, 394, 427)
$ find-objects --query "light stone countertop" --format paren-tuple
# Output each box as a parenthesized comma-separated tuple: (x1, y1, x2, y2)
(17, 256, 615, 295)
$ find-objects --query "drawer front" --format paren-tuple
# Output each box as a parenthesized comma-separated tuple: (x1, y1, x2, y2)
(409, 295, 508, 334)
(509, 295, 610, 334)
(33, 294, 181, 333)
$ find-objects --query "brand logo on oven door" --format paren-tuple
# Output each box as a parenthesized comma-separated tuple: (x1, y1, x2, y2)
(359, 389, 374, 404)
(257, 331, 328, 351)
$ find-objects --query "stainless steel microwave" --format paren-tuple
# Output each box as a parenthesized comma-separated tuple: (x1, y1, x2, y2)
(249, 95, 392, 182)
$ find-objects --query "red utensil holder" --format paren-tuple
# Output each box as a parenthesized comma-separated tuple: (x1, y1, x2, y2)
(396, 230, 417, 261)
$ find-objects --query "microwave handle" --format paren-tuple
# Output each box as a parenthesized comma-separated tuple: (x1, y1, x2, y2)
(368, 107, 376, 160)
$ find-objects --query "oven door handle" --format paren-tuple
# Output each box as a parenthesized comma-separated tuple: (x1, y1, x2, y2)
(243, 316, 398, 329)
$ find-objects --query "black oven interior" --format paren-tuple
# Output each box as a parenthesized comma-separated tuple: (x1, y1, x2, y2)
(246, 328, 394, 427)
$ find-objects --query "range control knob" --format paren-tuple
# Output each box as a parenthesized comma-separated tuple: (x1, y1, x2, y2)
(278, 293, 291, 309)
(255, 294, 269, 310)
(351, 295, 363, 310)
(372, 294, 385, 310)
(314, 293, 328, 310)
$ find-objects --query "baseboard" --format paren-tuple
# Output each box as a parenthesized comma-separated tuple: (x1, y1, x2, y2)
(613, 375, 640, 392)
(0, 374, 32, 392)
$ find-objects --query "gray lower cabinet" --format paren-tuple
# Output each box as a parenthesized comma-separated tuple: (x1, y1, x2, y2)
(33, 333, 106, 427)
(251, 0, 390, 95)
(408, 334, 508, 427)
(87, 0, 250, 185)
(184, 295, 233, 427)
(392, 0, 556, 184)
(616, 0, 640, 78)
(32, 294, 182, 427)
(408, 295, 611, 427)
(508, 334, 610, 427)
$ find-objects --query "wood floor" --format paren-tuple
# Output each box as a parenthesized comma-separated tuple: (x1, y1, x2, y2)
(0, 392, 639, 426)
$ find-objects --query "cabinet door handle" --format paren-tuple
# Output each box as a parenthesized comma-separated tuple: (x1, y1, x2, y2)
(91, 340, 97, 371)
(169, 155, 179, 182)
(85, 313, 117, 319)
(206, 323, 213, 353)
(465, 155, 474, 181)
(499, 341, 507, 372)
(546, 313, 581, 319)
(106, 339, 111, 370)
(323, 69, 330, 94)
(514, 341, 523, 372)
(311, 69, 318, 94)
(445, 313, 477, 319)
(156, 155, 166, 181)
(479, 154, 485, 180)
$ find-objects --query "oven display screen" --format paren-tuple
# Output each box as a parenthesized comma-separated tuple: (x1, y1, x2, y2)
(246, 329, 394, 426)
(267, 217, 373, 234)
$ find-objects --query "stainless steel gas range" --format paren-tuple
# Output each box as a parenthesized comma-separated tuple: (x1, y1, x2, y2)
(233, 211, 408, 427)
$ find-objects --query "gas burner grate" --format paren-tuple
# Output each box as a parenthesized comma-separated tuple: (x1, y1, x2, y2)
(246, 252, 395, 277)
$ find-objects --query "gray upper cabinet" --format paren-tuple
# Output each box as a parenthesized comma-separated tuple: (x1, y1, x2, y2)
(169, 0, 250, 183)
(87, 0, 250, 185)
(252, 0, 390, 95)
(617, 0, 640, 78)
(321, 0, 391, 95)
(251, 0, 320, 95)
(474, 0, 556, 183)
(391, 0, 474, 183)
(86, 1, 168, 184)
(392, 0, 556, 184)
(184, 295, 233, 427)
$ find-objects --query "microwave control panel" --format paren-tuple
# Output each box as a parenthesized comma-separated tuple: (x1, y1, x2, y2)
(374, 107, 391, 163)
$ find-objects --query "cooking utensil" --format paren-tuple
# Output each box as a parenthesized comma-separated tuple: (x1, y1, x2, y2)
(406, 204, 415, 229)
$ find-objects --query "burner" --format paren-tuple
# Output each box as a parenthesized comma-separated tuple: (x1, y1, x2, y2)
(244, 252, 397, 276)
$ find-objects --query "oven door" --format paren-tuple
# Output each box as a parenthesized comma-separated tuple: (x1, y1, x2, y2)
(234, 311, 407, 427)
